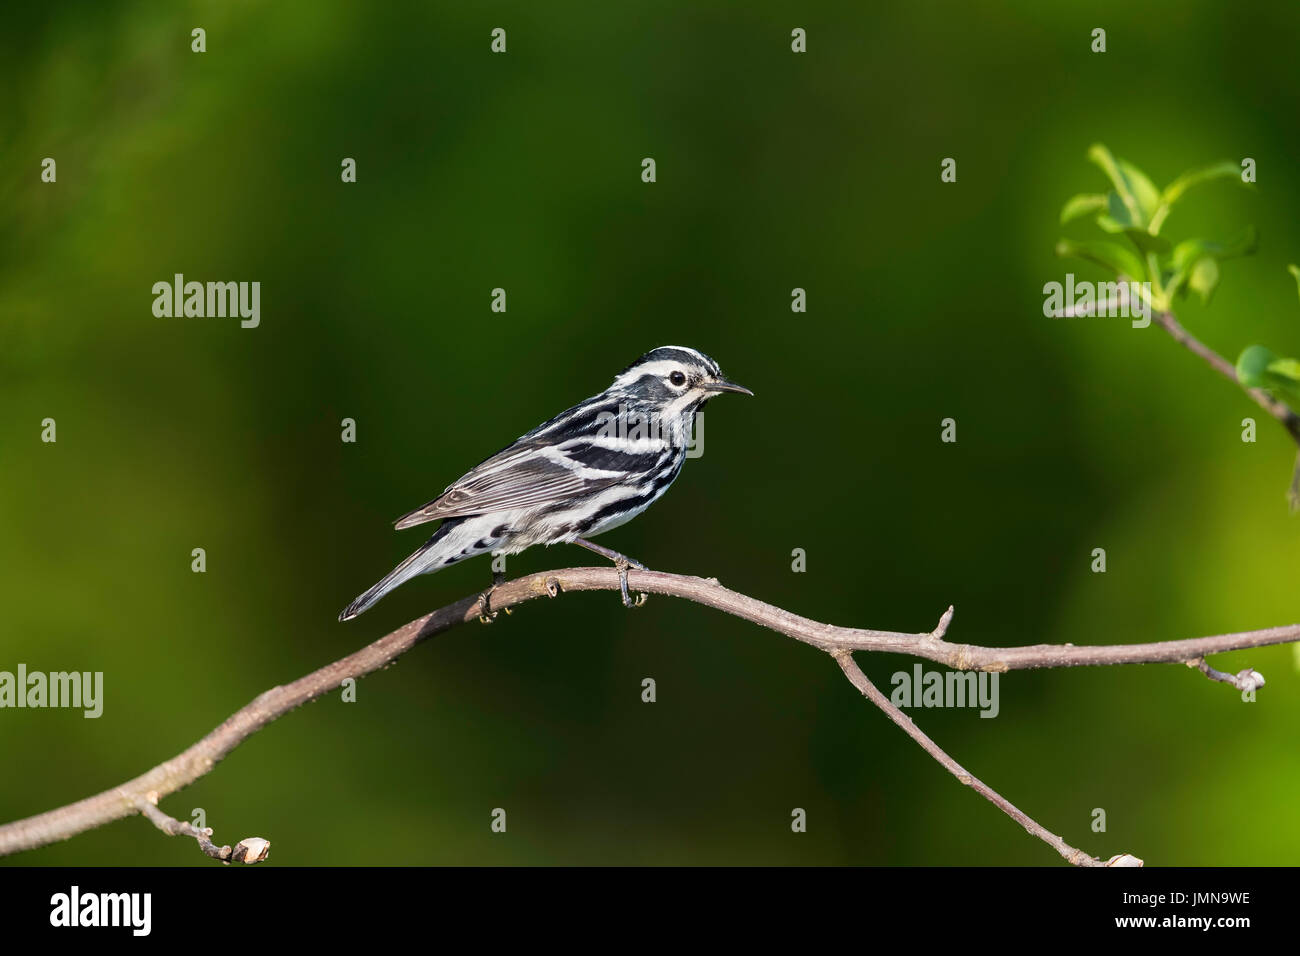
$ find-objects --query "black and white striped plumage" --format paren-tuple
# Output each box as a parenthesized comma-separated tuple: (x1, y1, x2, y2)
(339, 346, 752, 621)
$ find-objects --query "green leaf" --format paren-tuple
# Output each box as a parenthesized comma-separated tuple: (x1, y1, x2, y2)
(1236, 347, 1300, 407)
(1237, 345, 1276, 389)
(1097, 192, 1134, 231)
(1163, 266, 1188, 301)
(1166, 229, 1255, 304)
(1268, 357, 1300, 385)
(1150, 161, 1250, 234)
(1055, 238, 1146, 281)
(1170, 228, 1258, 271)
(1082, 153, 1164, 251)
(1119, 160, 1161, 223)
(1087, 145, 1147, 227)
(1060, 193, 1108, 225)
(1124, 229, 1171, 256)
(1189, 257, 1220, 304)
(1160, 160, 1244, 208)
(1289, 263, 1300, 302)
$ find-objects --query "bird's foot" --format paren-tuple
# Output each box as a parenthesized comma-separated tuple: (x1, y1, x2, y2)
(615, 557, 649, 609)
(572, 538, 648, 608)
(478, 568, 512, 623)
(477, 589, 497, 624)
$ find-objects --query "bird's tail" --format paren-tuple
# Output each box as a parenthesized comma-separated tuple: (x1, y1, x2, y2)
(339, 522, 460, 622)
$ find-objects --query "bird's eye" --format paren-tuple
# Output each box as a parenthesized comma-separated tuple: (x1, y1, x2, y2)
(669, 371, 687, 387)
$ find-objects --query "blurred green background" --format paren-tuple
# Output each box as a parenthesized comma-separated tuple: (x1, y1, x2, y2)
(3, 0, 1299, 866)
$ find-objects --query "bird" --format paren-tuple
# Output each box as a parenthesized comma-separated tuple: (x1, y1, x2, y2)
(339, 345, 752, 621)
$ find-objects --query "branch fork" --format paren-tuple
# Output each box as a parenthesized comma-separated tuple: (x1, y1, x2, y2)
(2, 566, 1296, 865)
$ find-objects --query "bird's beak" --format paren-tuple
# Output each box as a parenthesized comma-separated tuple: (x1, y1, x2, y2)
(707, 379, 754, 396)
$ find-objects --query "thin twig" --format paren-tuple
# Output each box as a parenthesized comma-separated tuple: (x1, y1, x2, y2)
(1186, 657, 1266, 694)
(1154, 310, 1300, 441)
(0, 566, 1294, 864)
(831, 652, 1117, 866)
(1153, 309, 1300, 508)
(134, 793, 269, 864)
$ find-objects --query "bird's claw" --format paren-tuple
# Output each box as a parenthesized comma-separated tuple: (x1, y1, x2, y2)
(479, 567, 514, 622)
(477, 589, 499, 624)
(570, 538, 648, 608)
(616, 560, 648, 609)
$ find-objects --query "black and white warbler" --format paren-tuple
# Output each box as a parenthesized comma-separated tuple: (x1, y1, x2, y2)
(339, 346, 752, 621)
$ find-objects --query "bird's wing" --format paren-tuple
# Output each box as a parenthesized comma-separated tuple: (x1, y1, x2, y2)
(392, 442, 625, 530)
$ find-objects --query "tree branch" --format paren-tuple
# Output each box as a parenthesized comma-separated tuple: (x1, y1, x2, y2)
(1, 566, 1295, 864)
(831, 652, 1137, 867)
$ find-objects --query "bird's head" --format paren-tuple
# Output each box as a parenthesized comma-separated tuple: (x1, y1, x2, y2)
(610, 346, 753, 416)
